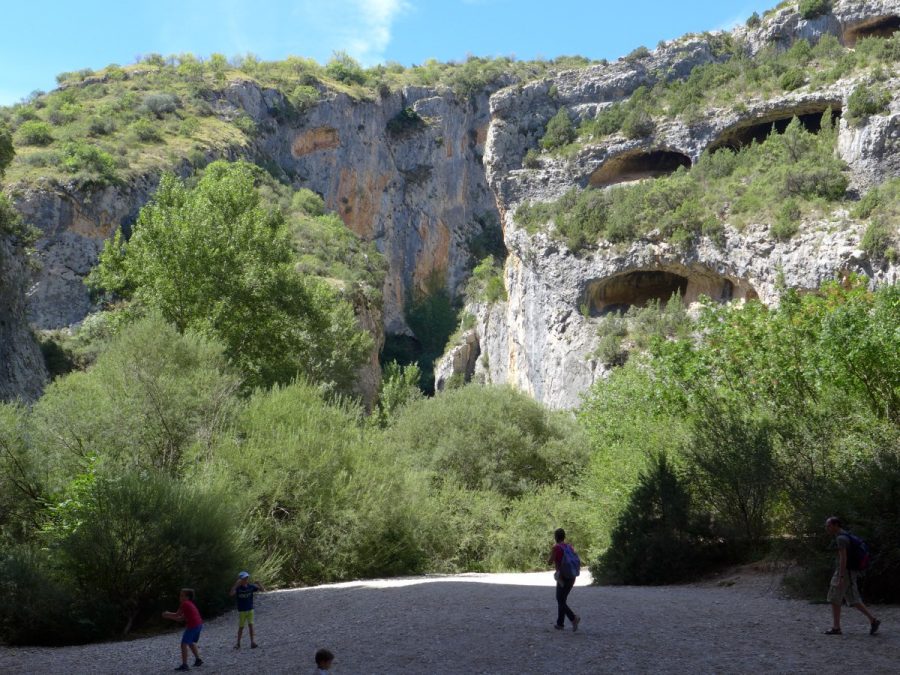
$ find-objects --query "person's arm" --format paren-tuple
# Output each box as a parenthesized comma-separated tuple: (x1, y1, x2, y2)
(255, 582, 266, 592)
(162, 608, 184, 621)
(837, 546, 848, 583)
(229, 580, 241, 597)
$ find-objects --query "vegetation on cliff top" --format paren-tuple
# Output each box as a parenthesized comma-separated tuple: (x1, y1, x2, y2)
(518, 112, 849, 251)
(0, 52, 594, 188)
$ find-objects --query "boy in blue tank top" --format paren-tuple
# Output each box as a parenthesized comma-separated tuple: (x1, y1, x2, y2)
(230, 571, 266, 649)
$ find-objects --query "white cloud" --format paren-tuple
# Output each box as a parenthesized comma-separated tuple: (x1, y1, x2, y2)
(294, 0, 409, 65)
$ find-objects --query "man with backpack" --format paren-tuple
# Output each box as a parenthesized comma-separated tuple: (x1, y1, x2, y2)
(548, 528, 581, 632)
(824, 516, 881, 636)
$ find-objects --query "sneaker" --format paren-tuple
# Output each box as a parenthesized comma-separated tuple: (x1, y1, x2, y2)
(193, 658, 203, 667)
(554, 624, 564, 630)
(572, 615, 581, 632)
(870, 619, 881, 636)
(174, 666, 190, 672)
(250, 642, 258, 649)
(233, 643, 240, 650)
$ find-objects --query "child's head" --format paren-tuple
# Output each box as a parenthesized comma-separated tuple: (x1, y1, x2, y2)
(238, 570, 250, 586)
(180, 588, 195, 602)
(554, 528, 566, 543)
(315, 648, 334, 670)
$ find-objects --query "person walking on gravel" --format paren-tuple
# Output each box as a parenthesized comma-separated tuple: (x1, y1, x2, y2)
(824, 516, 880, 636)
(548, 528, 581, 632)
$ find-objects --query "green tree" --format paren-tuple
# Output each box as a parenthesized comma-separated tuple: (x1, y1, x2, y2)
(90, 161, 371, 391)
(540, 108, 576, 151)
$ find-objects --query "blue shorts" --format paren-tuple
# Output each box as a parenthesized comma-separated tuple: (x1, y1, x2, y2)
(181, 625, 202, 644)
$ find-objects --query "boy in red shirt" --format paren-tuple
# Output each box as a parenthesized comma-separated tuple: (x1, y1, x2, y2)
(162, 588, 204, 671)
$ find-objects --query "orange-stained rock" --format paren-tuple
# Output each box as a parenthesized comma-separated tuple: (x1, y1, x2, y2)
(291, 127, 340, 157)
(412, 217, 451, 292)
(331, 169, 391, 240)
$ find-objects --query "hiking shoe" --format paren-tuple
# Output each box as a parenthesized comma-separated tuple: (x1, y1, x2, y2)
(572, 615, 581, 632)
(870, 619, 881, 635)
(554, 624, 564, 630)
(174, 666, 190, 672)
(250, 642, 258, 649)
(193, 658, 203, 667)
(824, 628, 842, 635)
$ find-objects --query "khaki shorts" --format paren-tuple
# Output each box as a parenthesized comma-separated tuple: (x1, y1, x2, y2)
(827, 571, 863, 606)
(239, 609, 254, 628)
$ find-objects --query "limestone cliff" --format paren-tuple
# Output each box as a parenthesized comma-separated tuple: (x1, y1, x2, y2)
(439, 0, 900, 407)
(0, 235, 46, 401)
(5, 0, 900, 409)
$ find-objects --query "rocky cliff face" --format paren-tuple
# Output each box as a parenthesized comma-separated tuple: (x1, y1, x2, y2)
(5, 81, 498, 403)
(0, 235, 47, 401)
(438, 0, 900, 408)
(5, 0, 900, 408)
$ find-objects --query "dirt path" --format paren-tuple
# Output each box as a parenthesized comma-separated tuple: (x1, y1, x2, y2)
(2, 571, 898, 674)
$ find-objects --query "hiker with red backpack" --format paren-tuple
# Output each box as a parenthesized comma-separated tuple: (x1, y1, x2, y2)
(824, 516, 881, 636)
(548, 528, 581, 632)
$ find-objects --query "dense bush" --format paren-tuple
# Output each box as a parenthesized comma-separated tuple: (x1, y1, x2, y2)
(799, 0, 831, 20)
(60, 141, 119, 184)
(386, 107, 425, 137)
(0, 471, 242, 644)
(14, 120, 54, 146)
(465, 255, 507, 304)
(130, 118, 162, 142)
(594, 453, 725, 584)
(846, 83, 891, 124)
(540, 108, 576, 151)
(381, 385, 588, 498)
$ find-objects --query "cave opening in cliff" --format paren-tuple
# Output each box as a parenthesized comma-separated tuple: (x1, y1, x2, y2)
(589, 150, 692, 188)
(584, 271, 689, 316)
(843, 16, 900, 47)
(708, 107, 842, 153)
(582, 269, 760, 317)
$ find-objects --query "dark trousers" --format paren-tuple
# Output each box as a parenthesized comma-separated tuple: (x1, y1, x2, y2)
(556, 576, 576, 626)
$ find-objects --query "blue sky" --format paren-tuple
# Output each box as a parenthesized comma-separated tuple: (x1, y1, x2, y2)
(0, 0, 778, 105)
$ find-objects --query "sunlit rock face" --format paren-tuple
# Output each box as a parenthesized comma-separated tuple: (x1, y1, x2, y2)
(435, 0, 900, 408)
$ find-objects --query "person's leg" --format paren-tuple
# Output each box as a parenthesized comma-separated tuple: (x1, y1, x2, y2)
(851, 603, 877, 622)
(180, 643, 188, 665)
(562, 578, 576, 623)
(555, 581, 567, 627)
(830, 602, 842, 630)
(236, 625, 243, 647)
(249, 622, 257, 647)
(188, 643, 200, 658)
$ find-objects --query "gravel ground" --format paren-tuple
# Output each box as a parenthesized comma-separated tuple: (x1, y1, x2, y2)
(1, 570, 898, 674)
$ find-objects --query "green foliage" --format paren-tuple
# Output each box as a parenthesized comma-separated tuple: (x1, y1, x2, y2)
(523, 147, 540, 168)
(31, 316, 238, 481)
(540, 108, 576, 151)
(0, 124, 13, 176)
(0, 470, 242, 644)
(846, 83, 891, 124)
(519, 114, 846, 251)
(382, 385, 588, 499)
(626, 46, 651, 61)
(89, 161, 372, 393)
(799, 0, 831, 20)
(861, 220, 897, 263)
(14, 120, 54, 146)
(141, 92, 179, 117)
(129, 118, 162, 143)
(401, 274, 460, 394)
(375, 361, 424, 427)
(465, 255, 507, 304)
(746, 11, 762, 28)
(779, 68, 805, 91)
(325, 51, 367, 85)
(60, 141, 119, 185)
(594, 453, 723, 584)
(386, 107, 425, 137)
